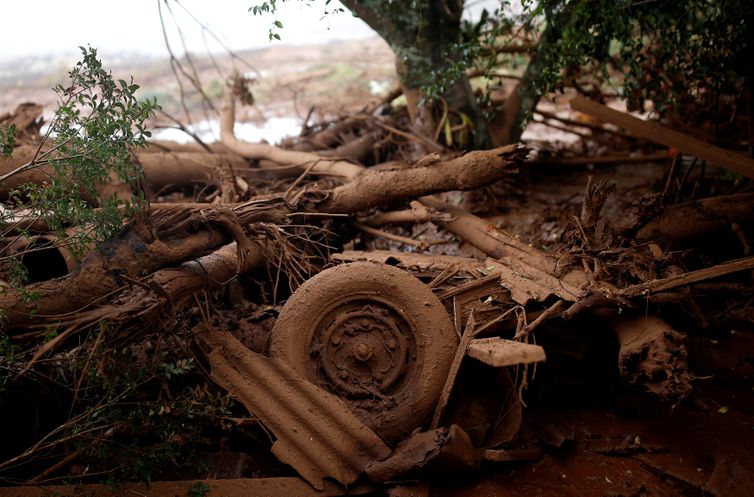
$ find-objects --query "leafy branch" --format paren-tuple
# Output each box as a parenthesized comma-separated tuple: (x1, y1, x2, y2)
(0, 46, 159, 286)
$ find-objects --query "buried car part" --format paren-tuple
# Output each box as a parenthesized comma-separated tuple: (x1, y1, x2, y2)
(201, 328, 389, 490)
(270, 262, 458, 445)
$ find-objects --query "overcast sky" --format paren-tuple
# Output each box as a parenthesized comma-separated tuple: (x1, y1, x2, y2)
(0, 0, 376, 62)
(0, 1, 500, 63)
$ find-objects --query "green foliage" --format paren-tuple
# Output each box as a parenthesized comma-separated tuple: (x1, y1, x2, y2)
(518, 0, 754, 112)
(19, 342, 228, 483)
(188, 481, 210, 497)
(162, 357, 195, 380)
(0, 333, 19, 360)
(249, 0, 345, 41)
(0, 124, 15, 158)
(0, 46, 158, 284)
(247, 0, 752, 133)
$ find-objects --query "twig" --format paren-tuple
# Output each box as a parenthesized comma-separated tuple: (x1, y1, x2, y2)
(618, 256, 754, 298)
(515, 300, 566, 339)
(371, 120, 444, 153)
(351, 221, 447, 249)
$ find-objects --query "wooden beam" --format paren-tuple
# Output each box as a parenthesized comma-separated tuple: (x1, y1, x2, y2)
(570, 95, 754, 179)
(467, 337, 546, 367)
(618, 256, 754, 298)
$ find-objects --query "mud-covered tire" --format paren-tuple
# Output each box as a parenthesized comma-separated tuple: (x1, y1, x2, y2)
(270, 262, 457, 445)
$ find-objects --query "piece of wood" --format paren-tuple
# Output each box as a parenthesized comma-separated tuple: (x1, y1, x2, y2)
(636, 192, 754, 242)
(618, 256, 754, 298)
(570, 95, 754, 179)
(333, 249, 484, 274)
(430, 313, 476, 429)
(220, 85, 365, 179)
(467, 337, 546, 368)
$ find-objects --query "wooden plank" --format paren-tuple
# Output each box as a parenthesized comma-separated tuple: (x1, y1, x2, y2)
(570, 95, 754, 179)
(618, 255, 754, 298)
(467, 337, 546, 367)
(430, 313, 477, 429)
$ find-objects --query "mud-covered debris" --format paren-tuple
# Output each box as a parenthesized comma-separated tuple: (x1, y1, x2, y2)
(201, 328, 391, 490)
(467, 337, 546, 368)
(570, 95, 754, 179)
(611, 314, 693, 401)
(388, 483, 431, 497)
(365, 425, 479, 483)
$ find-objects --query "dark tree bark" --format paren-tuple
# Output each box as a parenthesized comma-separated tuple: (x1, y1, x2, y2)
(341, 0, 490, 148)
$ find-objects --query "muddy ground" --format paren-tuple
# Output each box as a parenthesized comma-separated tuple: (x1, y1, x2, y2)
(1, 38, 753, 497)
(433, 163, 754, 497)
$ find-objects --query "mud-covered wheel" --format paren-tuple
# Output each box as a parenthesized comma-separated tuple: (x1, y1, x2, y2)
(270, 262, 458, 445)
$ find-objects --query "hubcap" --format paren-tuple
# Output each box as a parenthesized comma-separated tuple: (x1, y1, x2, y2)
(310, 299, 416, 398)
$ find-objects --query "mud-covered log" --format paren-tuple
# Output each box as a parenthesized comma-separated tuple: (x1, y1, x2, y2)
(320, 145, 527, 213)
(0, 229, 227, 330)
(0, 103, 44, 146)
(0, 146, 257, 201)
(61, 242, 262, 332)
(418, 198, 590, 303)
(636, 192, 754, 243)
(0, 200, 289, 331)
(0, 145, 67, 200)
(140, 140, 235, 154)
(318, 131, 380, 163)
(138, 152, 250, 190)
(419, 197, 556, 271)
(570, 95, 754, 179)
(607, 313, 693, 401)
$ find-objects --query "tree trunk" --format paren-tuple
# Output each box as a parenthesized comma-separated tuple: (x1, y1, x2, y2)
(489, 11, 572, 145)
(341, 0, 490, 149)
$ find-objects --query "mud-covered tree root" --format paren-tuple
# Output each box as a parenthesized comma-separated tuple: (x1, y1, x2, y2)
(320, 144, 527, 213)
(0, 199, 290, 331)
(219, 84, 365, 179)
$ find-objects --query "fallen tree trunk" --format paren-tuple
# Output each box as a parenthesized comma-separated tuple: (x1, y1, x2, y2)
(635, 192, 754, 243)
(320, 145, 527, 213)
(0, 199, 289, 331)
(140, 146, 528, 216)
(32, 241, 262, 337)
(140, 140, 235, 154)
(570, 95, 754, 179)
(0, 145, 72, 200)
(0, 147, 259, 201)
